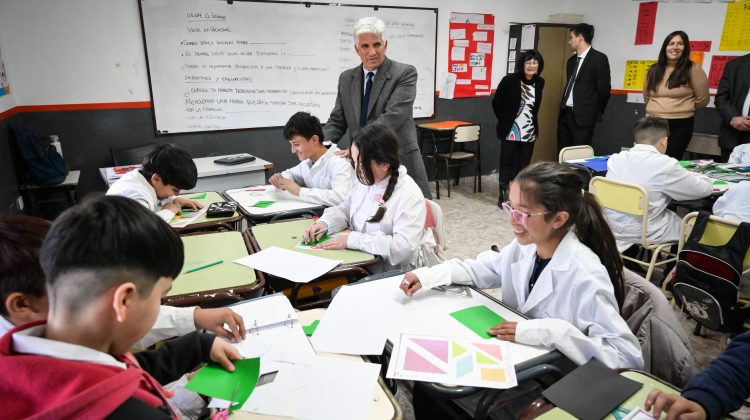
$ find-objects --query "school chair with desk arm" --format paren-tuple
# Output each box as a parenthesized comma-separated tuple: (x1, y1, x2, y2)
(170, 191, 244, 235)
(436, 124, 483, 198)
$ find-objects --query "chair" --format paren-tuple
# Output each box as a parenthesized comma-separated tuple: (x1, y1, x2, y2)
(425, 198, 448, 255)
(558, 145, 594, 163)
(671, 211, 750, 347)
(685, 133, 721, 160)
(111, 142, 158, 166)
(589, 176, 677, 283)
(436, 124, 482, 198)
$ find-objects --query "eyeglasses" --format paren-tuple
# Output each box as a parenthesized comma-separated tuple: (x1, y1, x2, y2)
(501, 201, 550, 228)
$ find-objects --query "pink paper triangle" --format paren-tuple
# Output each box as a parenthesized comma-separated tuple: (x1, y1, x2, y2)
(404, 347, 446, 374)
(473, 343, 503, 361)
(411, 338, 449, 363)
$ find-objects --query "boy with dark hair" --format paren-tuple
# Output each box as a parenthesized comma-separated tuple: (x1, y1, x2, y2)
(0, 197, 241, 418)
(269, 111, 354, 206)
(107, 144, 202, 222)
(604, 117, 713, 251)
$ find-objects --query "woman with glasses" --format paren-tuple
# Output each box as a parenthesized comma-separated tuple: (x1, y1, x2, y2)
(400, 161, 642, 370)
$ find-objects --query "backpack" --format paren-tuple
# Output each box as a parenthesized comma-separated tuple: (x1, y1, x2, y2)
(672, 211, 750, 332)
(10, 124, 68, 186)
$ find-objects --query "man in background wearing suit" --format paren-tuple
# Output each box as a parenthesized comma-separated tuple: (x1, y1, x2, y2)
(715, 53, 750, 162)
(557, 23, 611, 152)
(323, 16, 432, 198)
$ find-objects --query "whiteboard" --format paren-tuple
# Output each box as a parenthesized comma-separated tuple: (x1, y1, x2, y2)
(140, 0, 437, 134)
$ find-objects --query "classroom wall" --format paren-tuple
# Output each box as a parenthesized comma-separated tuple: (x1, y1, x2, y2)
(0, 0, 741, 213)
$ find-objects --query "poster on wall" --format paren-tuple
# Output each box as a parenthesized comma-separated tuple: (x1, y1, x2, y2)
(708, 55, 739, 89)
(446, 12, 495, 98)
(634, 2, 658, 46)
(623, 60, 656, 90)
(720, 1, 750, 51)
(0, 47, 9, 97)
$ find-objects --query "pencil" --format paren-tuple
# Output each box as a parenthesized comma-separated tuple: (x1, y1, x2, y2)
(185, 260, 224, 273)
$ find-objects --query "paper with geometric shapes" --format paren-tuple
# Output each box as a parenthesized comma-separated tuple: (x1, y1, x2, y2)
(387, 333, 517, 389)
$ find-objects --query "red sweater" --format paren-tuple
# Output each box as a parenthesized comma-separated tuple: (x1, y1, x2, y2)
(0, 321, 176, 419)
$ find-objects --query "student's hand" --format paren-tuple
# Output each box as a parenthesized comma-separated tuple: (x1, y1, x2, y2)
(645, 390, 707, 420)
(194, 307, 246, 343)
(488, 321, 517, 342)
(209, 337, 242, 372)
(163, 202, 180, 214)
(335, 148, 350, 158)
(269, 173, 284, 187)
(313, 232, 348, 250)
(303, 222, 328, 244)
(275, 178, 302, 196)
(400, 272, 422, 296)
(174, 197, 203, 210)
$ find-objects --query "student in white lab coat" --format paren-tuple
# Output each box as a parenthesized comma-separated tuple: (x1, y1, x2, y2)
(400, 162, 643, 370)
(605, 117, 713, 252)
(302, 124, 437, 273)
(713, 182, 750, 223)
(106, 144, 202, 223)
(728, 143, 750, 164)
(268, 112, 355, 206)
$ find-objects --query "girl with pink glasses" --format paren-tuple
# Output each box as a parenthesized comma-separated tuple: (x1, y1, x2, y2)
(400, 161, 643, 370)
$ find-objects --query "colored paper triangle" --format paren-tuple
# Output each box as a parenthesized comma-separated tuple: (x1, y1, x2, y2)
(481, 368, 506, 382)
(404, 347, 446, 374)
(456, 355, 473, 378)
(473, 343, 503, 361)
(475, 351, 498, 365)
(452, 342, 468, 358)
(411, 338, 449, 363)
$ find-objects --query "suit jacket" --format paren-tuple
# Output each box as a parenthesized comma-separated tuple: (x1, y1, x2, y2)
(715, 54, 750, 150)
(564, 48, 611, 127)
(492, 73, 545, 139)
(323, 56, 419, 155)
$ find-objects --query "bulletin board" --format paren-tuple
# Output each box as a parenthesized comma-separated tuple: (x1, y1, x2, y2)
(446, 12, 495, 98)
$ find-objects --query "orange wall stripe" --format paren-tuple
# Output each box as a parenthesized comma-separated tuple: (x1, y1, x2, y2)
(0, 101, 152, 120)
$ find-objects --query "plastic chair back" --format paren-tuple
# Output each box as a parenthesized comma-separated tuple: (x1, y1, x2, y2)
(453, 124, 480, 143)
(111, 143, 158, 166)
(589, 176, 648, 217)
(558, 145, 594, 163)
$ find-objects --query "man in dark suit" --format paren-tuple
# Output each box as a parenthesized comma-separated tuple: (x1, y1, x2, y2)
(323, 16, 432, 198)
(557, 23, 611, 152)
(715, 53, 750, 162)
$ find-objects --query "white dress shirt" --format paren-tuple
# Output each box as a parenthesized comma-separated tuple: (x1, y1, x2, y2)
(713, 182, 750, 222)
(106, 170, 177, 223)
(411, 230, 644, 369)
(318, 166, 429, 272)
(565, 45, 591, 108)
(728, 143, 750, 164)
(281, 145, 355, 206)
(605, 144, 714, 251)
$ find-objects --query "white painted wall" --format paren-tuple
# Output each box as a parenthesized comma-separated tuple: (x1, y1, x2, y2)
(0, 0, 743, 107)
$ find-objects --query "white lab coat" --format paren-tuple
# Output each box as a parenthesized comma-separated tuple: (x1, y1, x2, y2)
(319, 166, 432, 273)
(106, 170, 177, 223)
(605, 144, 714, 252)
(713, 181, 750, 222)
(281, 145, 355, 206)
(411, 230, 644, 370)
(728, 143, 750, 164)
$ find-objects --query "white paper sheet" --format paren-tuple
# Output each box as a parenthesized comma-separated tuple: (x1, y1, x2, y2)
(451, 46, 466, 61)
(310, 275, 406, 355)
(509, 38, 517, 49)
(168, 207, 208, 228)
(439, 72, 457, 100)
(521, 24, 536, 50)
(209, 365, 306, 410)
(234, 246, 341, 283)
(469, 53, 485, 67)
(451, 63, 467, 73)
(449, 28, 466, 40)
(456, 79, 472, 85)
(623, 407, 657, 420)
(508, 61, 515, 73)
(247, 356, 381, 420)
(453, 39, 469, 47)
(473, 31, 488, 41)
(472, 67, 487, 81)
(508, 50, 517, 61)
(476, 42, 493, 54)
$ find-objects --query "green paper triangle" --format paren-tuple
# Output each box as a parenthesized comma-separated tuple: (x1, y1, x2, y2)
(452, 342, 468, 357)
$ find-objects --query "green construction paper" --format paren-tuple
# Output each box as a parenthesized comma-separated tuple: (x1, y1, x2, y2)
(713, 180, 729, 185)
(188, 193, 207, 199)
(185, 358, 260, 407)
(251, 200, 275, 208)
(303, 320, 320, 336)
(450, 305, 506, 339)
(678, 160, 692, 168)
(299, 234, 334, 247)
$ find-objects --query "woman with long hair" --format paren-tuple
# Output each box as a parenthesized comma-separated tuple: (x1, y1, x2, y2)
(644, 31, 709, 160)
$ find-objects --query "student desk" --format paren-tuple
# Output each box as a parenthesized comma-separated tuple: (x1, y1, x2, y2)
(224, 186, 325, 224)
(382, 284, 561, 420)
(230, 308, 402, 420)
(247, 219, 378, 308)
(165, 231, 265, 307)
(169, 191, 243, 234)
(417, 120, 474, 199)
(529, 370, 679, 419)
(19, 170, 79, 217)
(99, 154, 273, 192)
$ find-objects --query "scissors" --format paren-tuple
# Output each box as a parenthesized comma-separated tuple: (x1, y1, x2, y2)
(211, 381, 242, 420)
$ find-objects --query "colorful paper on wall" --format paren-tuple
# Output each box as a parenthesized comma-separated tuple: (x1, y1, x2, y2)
(446, 12, 495, 98)
(623, 60, 656, 90)
(0, 47, 8, 98)
(708, 55, 739, 89)
(387, 333, 517, 389)
(720, 1, 750, 51)
(634, 2, 658, 45)
(689, 41, 712, 52)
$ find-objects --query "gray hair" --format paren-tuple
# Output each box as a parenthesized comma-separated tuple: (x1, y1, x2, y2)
(353, 16, 386, 43)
